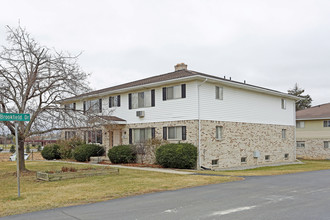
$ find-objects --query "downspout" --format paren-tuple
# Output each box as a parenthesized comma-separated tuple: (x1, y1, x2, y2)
(197, 78, 208, 170)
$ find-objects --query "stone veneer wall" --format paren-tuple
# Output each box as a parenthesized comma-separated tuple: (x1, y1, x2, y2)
(200, 121, 295, 169)
(121, 120, 199, 164)
(114, 120, 295, 168)
(296, 138, 330, 159)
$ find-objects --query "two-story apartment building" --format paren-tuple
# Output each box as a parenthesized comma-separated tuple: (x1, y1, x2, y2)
(296, 103, 330, 159)
(61, 63, 298, 169)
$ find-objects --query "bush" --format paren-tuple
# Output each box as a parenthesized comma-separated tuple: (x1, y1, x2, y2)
(108, 145, 136, 164)
(156, 143, 197, 169)
(73, 144, 105, 162)
(58, 138, 84, 159)
(41, 144, 61, 160)
(10, 145, 16, 153)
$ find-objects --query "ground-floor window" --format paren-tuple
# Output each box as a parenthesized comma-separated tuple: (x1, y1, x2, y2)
(65, 131, 76, 140)
(84, 130, 102, 144)
(324, 141, 330, 148)
(129, 128, 155, 144)
(163, 126, 186, 141)
(296, 141, 305, 148)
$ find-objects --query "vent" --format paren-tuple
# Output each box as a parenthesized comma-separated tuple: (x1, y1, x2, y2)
(136, 111, 145, 118)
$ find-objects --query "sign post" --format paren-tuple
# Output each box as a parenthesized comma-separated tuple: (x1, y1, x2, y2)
(0, 113, 30, 197)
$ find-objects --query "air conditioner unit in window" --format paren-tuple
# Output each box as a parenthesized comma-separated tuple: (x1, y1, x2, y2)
(136, 111, 145, 118)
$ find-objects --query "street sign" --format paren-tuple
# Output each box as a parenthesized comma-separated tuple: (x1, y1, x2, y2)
(0, 113, 30, 121)
(0, 112, 30, 197)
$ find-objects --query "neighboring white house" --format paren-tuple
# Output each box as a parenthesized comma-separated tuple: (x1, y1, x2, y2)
(61, 63, 298, 169)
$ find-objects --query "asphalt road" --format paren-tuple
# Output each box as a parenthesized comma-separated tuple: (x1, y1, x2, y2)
(3, 170, 330, 220)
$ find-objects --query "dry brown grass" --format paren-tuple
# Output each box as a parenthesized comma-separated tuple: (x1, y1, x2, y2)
(0, 161, 241, 217)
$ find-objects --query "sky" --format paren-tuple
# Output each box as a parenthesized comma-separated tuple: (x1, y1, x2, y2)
(1, 0, 329, 105)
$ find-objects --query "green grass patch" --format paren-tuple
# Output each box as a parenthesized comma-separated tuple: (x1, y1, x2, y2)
(197, 160, 330, 176)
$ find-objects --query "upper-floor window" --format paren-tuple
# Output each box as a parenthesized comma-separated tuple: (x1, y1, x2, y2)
(109, 95, 120, 108)
(84, 130, 102, 144)
(296, 121, 305, 128)
(281, 99, 286, 109)
(162, 84, 186, 100)
(215, 86, 223, 100)
(129, 128, 155, 144)
(216, 126, 223, 140)
(324, 121, 330, 127)
(282, 129, 286, 139)
(129, 90, 155, 109)
(163, 126, 186, 140)
(64, 103, 76, 110)
(83, 99, 102, 114)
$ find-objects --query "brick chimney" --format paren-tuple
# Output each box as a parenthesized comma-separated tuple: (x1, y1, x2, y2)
(174, 63, 187, 71)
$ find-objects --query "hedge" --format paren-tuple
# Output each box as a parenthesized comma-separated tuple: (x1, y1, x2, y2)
(41, 144, 61, 160)
(108, 145, 136, 164)
(156, 143, 197, 169)
(73, 144, 105, 162)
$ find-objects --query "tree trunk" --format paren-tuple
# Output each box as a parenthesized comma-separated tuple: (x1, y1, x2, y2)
(18, 137, 27, 171)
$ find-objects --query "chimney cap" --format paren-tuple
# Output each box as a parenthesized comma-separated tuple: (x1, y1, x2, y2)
(174, 63, 187, 71)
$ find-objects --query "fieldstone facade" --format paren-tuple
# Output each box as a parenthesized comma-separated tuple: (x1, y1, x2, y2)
(296, 138, 330, 159)
(200, 121, 295, 169)
(63, 120, 295, 168)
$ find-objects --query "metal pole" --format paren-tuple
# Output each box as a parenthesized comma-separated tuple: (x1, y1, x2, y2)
(15, 123, 20, 197)
(197, 78, 207, 170)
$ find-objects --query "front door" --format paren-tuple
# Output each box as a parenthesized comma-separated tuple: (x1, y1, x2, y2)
(113, 130, 121, 147)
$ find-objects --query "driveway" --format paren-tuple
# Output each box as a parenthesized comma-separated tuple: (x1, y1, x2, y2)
(2, 170, 330, 220)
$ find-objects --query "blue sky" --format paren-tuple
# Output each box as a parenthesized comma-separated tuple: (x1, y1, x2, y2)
(1, 0, 329, 105)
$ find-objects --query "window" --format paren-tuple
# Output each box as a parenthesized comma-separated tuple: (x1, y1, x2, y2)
(129, 128, 155, 144)
(215, 86, 223, 100)
(296, 141, 305, 148)
(162, 84, 186, 100)
(296, 121, 305, 128)
(64, 103, 76, 110)
(212, 159, 219, 166)
(284, 154, 289, 160)
(216, 126, 223, 140)
(265, 155, 270, 161)
(324, 141, 330, 148)
(324, 121, 330, 127)
(109, 95, 120, 108)
(129, 90, 155, 109)
(281, 99, 286, 109)
(65, 131, 76, 140)
(282, 129, 286, 139)
(163, 126, 186, 141)
(241, 157, 247, 163)
(84, 130, 102, 144)
(84, 99, 102, 114)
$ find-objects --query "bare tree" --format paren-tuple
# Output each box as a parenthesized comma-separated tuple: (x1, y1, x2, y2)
(0, 25, 90, 171)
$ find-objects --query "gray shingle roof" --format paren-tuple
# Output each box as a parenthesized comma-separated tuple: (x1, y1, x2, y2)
(296, 103, 330, 120)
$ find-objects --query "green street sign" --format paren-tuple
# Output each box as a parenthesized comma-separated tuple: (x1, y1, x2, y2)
(0, 113, 30, 121)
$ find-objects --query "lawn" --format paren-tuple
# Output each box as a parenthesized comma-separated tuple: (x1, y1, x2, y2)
(197, 160, 330, 176)
(0, 161, 240, 217)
